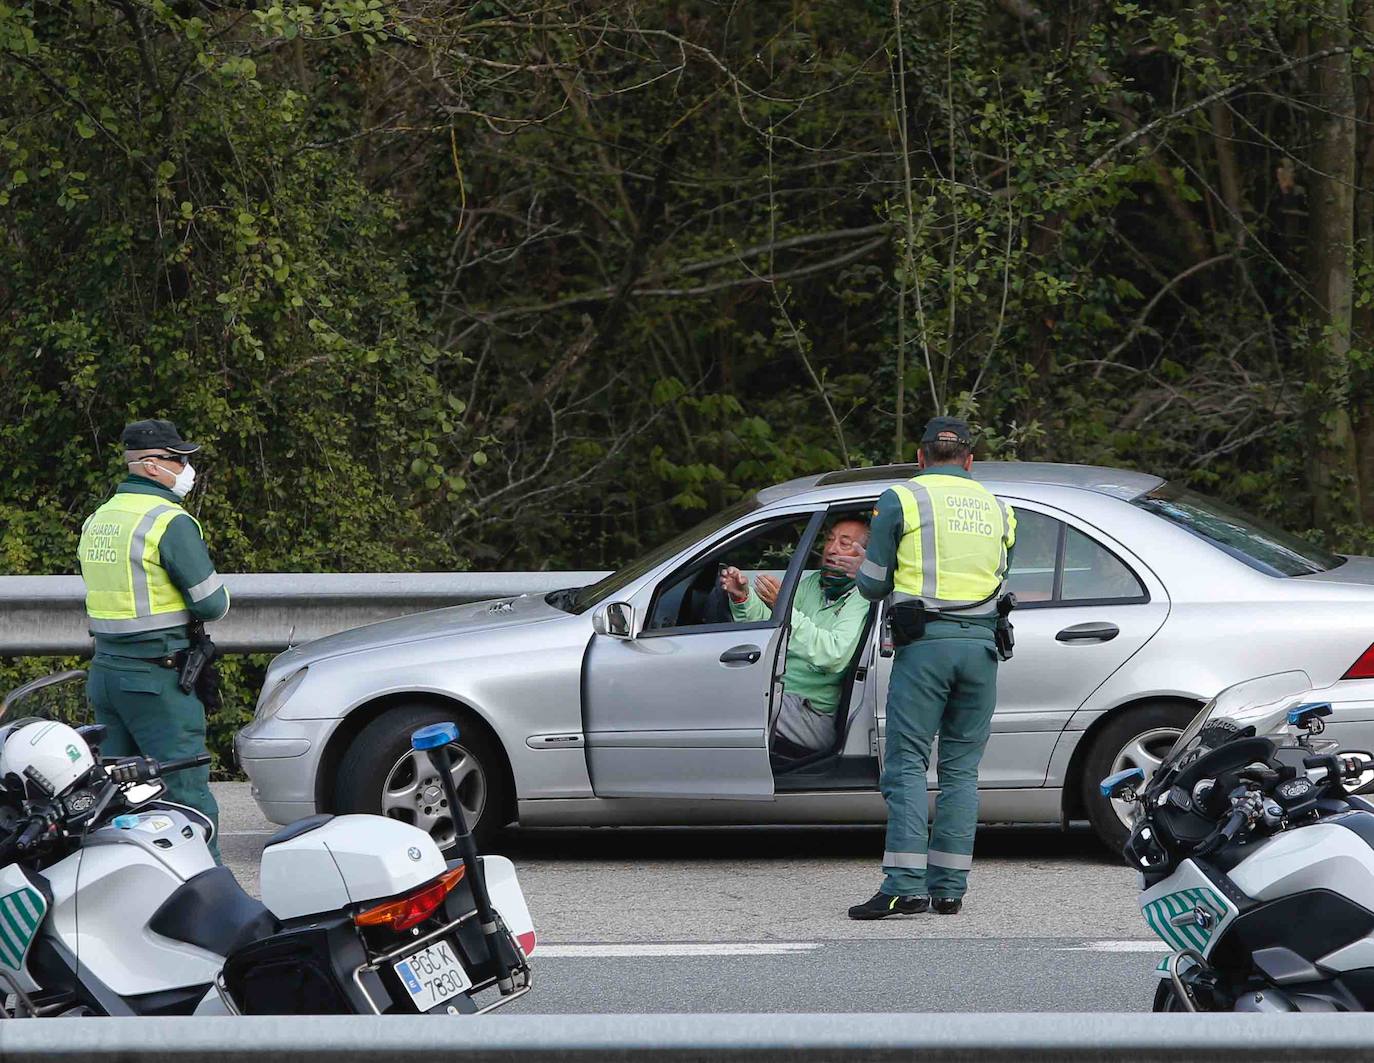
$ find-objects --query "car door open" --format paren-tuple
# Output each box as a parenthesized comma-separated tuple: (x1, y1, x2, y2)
(580, 511, 822, 800)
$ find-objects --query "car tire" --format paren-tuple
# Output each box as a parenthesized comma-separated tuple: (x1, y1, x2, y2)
(334, 704, 510, 852)
(1081, 701, 1199, 853)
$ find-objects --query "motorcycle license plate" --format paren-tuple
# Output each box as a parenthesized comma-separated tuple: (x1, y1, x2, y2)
(393, 940, 472, 1011)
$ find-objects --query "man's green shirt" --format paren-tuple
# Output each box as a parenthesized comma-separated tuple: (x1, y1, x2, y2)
(90, 476, 230, 658)
(729, 571, 870, 715)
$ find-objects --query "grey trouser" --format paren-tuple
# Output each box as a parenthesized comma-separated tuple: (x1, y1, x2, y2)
(774, 692, 837, 753)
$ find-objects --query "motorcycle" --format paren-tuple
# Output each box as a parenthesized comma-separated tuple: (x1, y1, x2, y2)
(1103, 670, 1374, 1012)
(0, 670, 534, 1017)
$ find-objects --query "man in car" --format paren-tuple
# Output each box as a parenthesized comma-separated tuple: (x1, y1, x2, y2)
(719, 519, 872, 758)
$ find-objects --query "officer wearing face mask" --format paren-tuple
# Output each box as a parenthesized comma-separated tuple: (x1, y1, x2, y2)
(77, 419, 228, 860)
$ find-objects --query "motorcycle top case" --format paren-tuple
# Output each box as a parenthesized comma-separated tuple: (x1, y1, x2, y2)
(260, 814, 447, 920)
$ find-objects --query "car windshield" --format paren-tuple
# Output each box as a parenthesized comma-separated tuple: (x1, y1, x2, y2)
(1134, 483, 1343, 577)
(1160, 670, 1314, 775)
(561, 498, 762, 614)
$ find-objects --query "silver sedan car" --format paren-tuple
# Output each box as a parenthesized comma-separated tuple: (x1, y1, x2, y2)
(236, 462, 1374, 850)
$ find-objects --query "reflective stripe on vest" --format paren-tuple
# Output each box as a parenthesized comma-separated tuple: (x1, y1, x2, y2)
(78, 494, 201, 634)
(890, 475, 1014, 612)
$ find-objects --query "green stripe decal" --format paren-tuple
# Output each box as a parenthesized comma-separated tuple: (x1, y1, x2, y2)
(0, 888, 44, 972)
(8, 893, 36, 932)
(0, 917, 23, 968)
(1143, 886, 1227, 955)
(15, 890, 41, 925)
(0, 900, 30, 943)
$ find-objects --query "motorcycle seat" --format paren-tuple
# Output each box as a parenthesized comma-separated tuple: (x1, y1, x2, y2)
(149, 865, 281, 957)
(263, 813, 334, 847)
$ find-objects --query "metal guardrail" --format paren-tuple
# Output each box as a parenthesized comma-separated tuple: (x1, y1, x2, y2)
(3, 1012, 1374, 1060)
(0, 573, 611, 656)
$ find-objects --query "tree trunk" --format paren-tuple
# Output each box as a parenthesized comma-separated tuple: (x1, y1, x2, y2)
(1306, 2, 1360, 529)
(1352, 0, 1374, 522)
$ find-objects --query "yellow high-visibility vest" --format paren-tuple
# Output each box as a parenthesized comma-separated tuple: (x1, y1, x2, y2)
(78, 494, 199, 634)
(890, 474, 1016, 612)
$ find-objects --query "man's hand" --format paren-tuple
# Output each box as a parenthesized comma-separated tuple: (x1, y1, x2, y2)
(755, 573, 782, 607)
(830, 550, 863, 578)
(720, 566, 749, 603)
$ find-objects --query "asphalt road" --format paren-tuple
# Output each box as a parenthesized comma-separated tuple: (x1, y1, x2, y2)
(214, 783, 1165, 1014)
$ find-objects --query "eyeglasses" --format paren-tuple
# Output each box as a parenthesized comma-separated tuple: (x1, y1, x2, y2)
(824, 532, 867, 551)
(143, 454, 189, 466)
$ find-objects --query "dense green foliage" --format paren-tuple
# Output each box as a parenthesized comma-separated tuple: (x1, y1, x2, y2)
(4, 1, 1374, 760)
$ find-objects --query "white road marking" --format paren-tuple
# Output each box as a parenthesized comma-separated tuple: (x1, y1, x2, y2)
(1054, 940, 1165, 952)
(537, 943, 822, 958)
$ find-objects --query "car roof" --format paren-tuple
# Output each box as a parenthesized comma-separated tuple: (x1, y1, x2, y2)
(755, 461, 1166, 505)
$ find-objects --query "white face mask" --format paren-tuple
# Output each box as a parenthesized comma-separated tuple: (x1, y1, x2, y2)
(170, 462, 196, 499)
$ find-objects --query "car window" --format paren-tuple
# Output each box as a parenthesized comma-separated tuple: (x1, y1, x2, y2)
(644, 514, 814, 632)
(1134, 483, 1343, 577)
(1005, 510, 1058, 603)
(1061, 526, 1147, 601)
(567, 498, 761, 613)
(1005, 506, 1147, 606)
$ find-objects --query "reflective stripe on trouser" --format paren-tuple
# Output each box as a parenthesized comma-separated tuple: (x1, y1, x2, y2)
(86, 656, 220, 863)
(879, 633, 998, 898)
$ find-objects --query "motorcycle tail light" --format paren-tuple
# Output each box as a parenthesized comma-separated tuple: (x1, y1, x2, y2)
(1343, 643, 1374, 680)
(354, 866, 466, 932)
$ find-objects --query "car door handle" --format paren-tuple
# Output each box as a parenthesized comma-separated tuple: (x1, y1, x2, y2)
(720, 645, 762, 665)
(1056, 622, 1120, 643)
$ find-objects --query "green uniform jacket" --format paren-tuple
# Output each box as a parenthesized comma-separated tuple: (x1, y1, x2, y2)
(89, 476, 230, 658)
(729, 571, 869, 715)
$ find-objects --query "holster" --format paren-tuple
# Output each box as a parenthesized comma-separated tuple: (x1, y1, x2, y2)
(993, 593, 1018, 662)
(178, 622, 223, 712)
(888, 603, 928, 648)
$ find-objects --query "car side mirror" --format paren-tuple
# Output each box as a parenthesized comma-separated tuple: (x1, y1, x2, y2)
(593, 602, 635, 639)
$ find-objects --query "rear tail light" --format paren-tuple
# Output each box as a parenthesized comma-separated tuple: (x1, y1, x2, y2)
(354, 866, 466, 932)
(1344, 643, 1374, 680)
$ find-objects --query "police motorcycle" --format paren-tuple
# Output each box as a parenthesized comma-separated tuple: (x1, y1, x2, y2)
(0, 670, 534, 1018)
(1102, 670, 1374, 1012)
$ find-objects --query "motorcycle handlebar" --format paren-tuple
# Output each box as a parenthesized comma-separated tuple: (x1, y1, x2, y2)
(1217, 808, 1248, 843)
(157, 753, 212, 775)
(15, 815, 49, 852)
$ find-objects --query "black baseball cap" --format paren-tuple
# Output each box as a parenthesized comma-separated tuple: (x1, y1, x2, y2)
(119, 419, 201, 455)
(920, 416, 973, 446)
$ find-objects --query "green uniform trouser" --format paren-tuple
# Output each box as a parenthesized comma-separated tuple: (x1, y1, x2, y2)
(880, 622, 999, 899)
(87, 655, 221, 863)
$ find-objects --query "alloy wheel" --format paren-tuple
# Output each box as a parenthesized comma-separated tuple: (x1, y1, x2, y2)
(1108, 726, 1182, 829)
(379, 743, 487, 848)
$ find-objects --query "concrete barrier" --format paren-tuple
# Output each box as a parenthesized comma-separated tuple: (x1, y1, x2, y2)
(0, 572, 611, 656)
(0, 1011, 1371, 1061)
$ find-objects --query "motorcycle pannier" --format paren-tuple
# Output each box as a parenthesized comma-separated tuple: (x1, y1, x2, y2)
(221, 922, 371, 1015)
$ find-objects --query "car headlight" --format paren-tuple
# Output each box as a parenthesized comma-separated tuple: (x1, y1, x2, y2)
(255, 666, 308, 720)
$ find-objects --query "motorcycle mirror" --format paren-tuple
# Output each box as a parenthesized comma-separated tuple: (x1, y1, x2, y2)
(1100, 766, 1146, 799)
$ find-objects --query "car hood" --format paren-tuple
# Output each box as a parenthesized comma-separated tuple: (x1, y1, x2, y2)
(1295, 555, 1374, 589)
(270, 592, 570, 670)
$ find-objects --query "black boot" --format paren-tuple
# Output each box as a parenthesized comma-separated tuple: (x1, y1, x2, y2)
(932, 897, 963, 915)
(848, 891, 930, 920)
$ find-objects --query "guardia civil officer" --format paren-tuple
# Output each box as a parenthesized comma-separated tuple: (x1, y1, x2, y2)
(77, 420, 228, 862)
(848, 417, 1016, 918)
